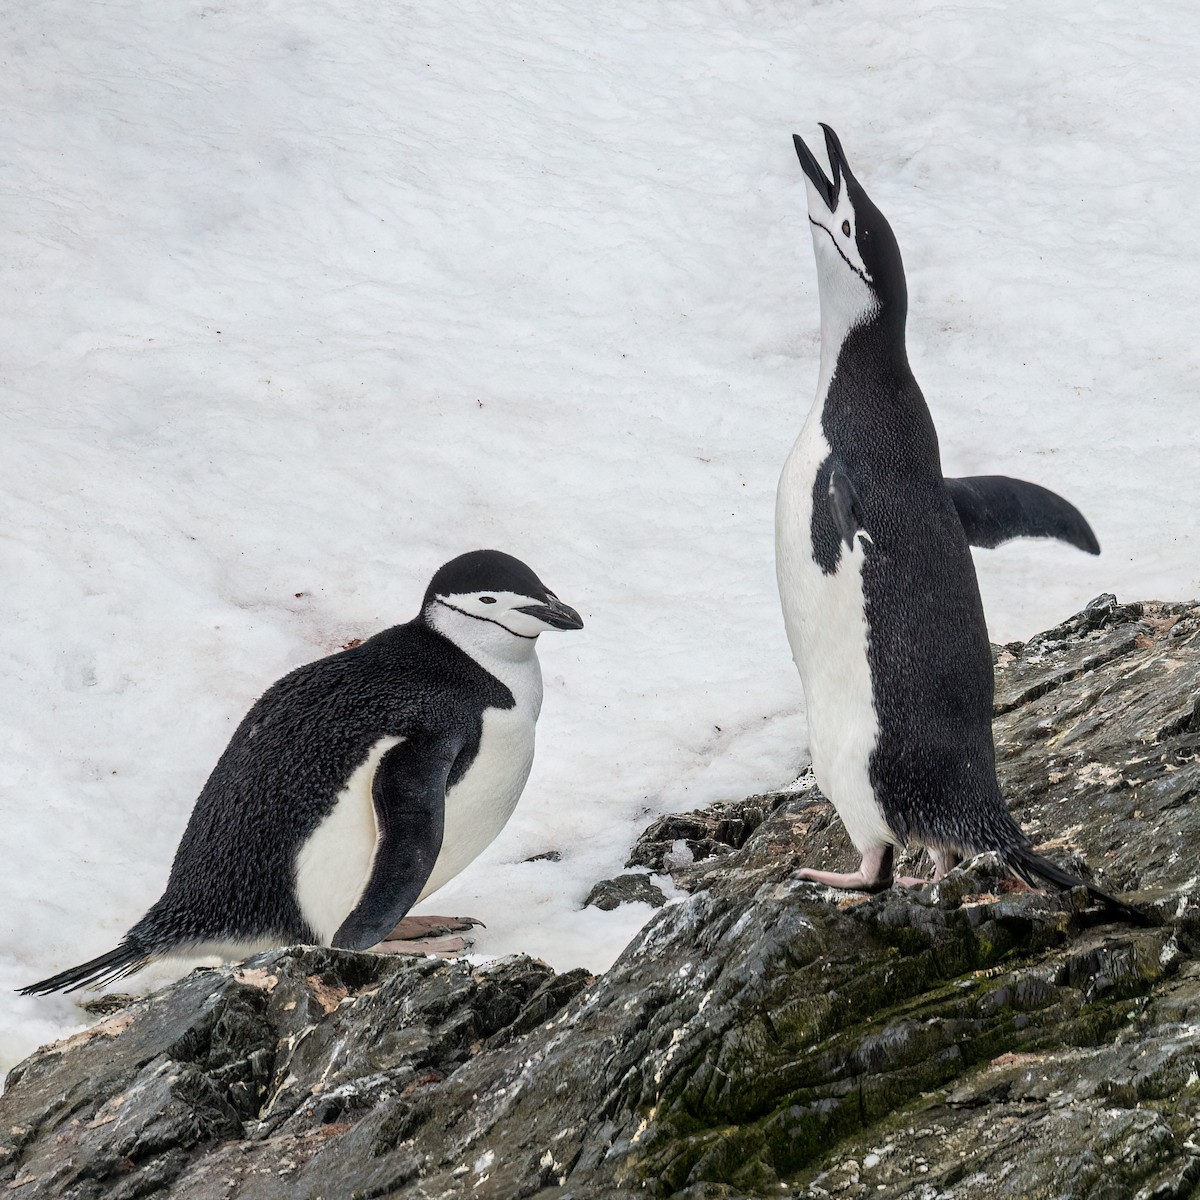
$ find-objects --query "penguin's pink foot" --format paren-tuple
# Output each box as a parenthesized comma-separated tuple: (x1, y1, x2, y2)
(374, 935, 471, 957)
(896, 847, 962, 888)
(383, 915, 484, 942)
(797, 845, 894, 892)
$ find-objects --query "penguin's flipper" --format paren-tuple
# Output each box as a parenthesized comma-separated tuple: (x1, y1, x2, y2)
(828, 469, 866, 550)
(330, 734, 460, 952)
(945, 475, 1100, 554)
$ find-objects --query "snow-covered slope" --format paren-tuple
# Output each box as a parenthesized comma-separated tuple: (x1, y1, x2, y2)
(2, 0, 1196, 1070)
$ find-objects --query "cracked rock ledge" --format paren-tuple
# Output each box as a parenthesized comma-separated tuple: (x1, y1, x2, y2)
(3, 595, 1200, 1200)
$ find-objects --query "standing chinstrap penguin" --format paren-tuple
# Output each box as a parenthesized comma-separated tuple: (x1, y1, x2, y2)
(20, 550, 583, 995)
(775, 125, 1138, 915)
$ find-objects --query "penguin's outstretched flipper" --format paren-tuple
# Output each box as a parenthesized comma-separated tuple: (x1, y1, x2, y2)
(945, 475, 1100, 554)
(1003, 844, 1154, 926)
(18, 941, 153, 996)
(330, 734, 458, 951)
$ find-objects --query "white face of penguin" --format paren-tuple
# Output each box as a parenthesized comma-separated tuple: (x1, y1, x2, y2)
(422, 549, 584, 664)
(793, 125, 913, 354)
(801, 160, 878, 342)
(803, 178, 872, 286)
(434, 589, 584, 641)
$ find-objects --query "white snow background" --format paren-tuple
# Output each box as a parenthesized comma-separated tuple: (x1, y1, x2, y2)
(2, 0, 1197, 1072)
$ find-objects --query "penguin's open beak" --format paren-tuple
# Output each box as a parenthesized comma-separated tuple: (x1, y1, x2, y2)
(794, 124, 847, 213)
(516, 596, 584, 631)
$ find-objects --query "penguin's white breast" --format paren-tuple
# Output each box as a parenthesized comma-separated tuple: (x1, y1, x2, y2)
(416, 702, 537, 901)
(775, 417, 893, 853)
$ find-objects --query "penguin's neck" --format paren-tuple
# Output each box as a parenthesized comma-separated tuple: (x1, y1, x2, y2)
(812, 312, 941, 481)
(811, 246, 909, 417)
(814, 302, 913, 421)
(424, 603, 543, 700)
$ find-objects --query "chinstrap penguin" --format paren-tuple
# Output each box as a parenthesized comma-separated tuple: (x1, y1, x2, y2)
(776, 125, 1141, 917)
(20, 549, 583, 995)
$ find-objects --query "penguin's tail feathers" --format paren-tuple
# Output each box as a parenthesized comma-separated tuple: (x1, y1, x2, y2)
(17, 941, 154, 997)
(1002, 845, 1156, 926)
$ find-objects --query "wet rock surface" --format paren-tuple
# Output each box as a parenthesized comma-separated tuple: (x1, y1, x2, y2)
(3, 597, 1199, 1199)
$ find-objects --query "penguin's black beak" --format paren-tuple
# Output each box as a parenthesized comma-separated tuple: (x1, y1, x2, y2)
(516, 595, 584, 631)
(794, 124, 848, 213)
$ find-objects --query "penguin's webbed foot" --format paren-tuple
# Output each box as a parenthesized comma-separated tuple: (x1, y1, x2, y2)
(383, 915, 484, 942)
(895, 847, 962, 888)
(797, 845, 894, 892)
(375, 935, 473, 957)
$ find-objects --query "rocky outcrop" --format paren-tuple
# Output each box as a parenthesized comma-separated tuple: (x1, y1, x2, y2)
(583, 872, 668, 911)
(3, 597, 1198, 1199)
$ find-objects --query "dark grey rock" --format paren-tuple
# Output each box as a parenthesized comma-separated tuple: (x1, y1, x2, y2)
(626, 793, 792, 872)
(584, 872, 669, 911)
(81, 993, 139, 1018)
(3, 598, 1199, 1199)
(0, 950, 591, 1197)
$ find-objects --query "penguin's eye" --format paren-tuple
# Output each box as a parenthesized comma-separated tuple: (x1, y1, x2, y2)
(479, 596, 497, 604)
(841, 220, 851, 236)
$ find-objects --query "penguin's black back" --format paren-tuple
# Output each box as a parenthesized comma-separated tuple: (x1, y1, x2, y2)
(130, 619, 513, 951)
(813, 320, 1023, 854)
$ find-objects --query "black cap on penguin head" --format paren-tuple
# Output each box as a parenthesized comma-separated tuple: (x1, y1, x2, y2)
(793, 124, 908, 331)
(424, 549, 551, 605)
